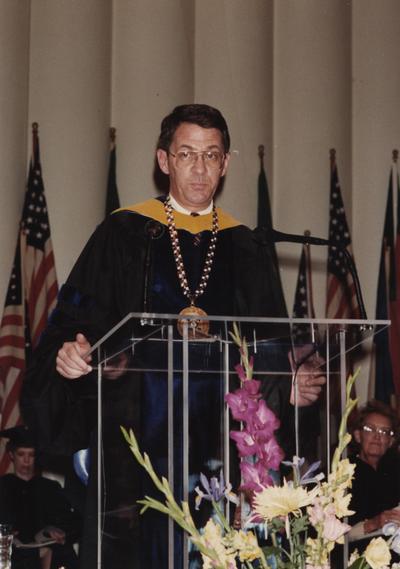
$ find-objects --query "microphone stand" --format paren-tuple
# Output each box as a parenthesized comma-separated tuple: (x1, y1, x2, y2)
(255, 226, 369, 327)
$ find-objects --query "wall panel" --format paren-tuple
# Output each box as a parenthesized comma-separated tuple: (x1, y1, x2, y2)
(28, 0, 112, 284)
(0, 1, 30, 306)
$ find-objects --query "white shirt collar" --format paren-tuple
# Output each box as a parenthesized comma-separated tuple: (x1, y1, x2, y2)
(168, 194, 213, 216)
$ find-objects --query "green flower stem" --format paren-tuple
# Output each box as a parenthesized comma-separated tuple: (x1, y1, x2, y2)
(292, 527, 305, 569)
(285, 515, 294, 563)
(331, 368, 359, 472)
(270, 530, 290, 564)
(348, 558, 369, 569)
(230, 322, 253, 380)
(257, 549, 269, 569)
(211, 500, 231, 533)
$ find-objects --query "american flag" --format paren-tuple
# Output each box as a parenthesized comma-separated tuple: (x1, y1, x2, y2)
(326, 150, 360, 320)
(292, 237, 316, 343)
(0, 123, 58, 472)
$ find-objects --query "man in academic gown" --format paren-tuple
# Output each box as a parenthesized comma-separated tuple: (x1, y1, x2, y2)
(22, 104, 325, 569)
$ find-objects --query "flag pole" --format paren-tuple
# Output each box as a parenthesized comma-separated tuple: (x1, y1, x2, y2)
(329, 148, 336, 170)
(258, 144, 264, 165)
(32, 122, 39, 162)
(32, 122, 39, 134)
(110, 127, 116, 147)
(303, 230, 316, 322)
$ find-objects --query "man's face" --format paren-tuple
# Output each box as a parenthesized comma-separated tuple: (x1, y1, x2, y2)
(157, 122, 230, 212)
(10, 447, 35, 480)
(354, 412, 394, 465)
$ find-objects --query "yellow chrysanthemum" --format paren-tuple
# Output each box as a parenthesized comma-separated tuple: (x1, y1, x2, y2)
(253, 480, 319, 521)
(229, 530, 262, 563)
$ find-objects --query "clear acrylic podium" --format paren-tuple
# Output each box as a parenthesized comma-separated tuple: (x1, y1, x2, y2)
(87, 312, 389, 569)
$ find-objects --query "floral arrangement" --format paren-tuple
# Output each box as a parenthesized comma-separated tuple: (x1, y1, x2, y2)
(121, 325, 400, 569)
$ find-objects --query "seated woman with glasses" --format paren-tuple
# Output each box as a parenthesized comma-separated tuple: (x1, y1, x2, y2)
(348, 400, 400, 544)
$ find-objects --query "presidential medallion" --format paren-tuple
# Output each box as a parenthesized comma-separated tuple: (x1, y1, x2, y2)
(177, 305, 210, 338)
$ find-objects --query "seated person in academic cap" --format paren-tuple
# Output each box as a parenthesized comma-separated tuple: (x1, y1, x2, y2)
(0, 425, 80, 569)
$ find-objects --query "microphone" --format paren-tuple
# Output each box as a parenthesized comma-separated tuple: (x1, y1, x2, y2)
(266, 228, 330, 247)
(255, 226, 369, 323)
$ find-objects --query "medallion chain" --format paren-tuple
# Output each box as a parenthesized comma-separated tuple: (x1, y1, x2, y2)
(164, 195, 218, 307)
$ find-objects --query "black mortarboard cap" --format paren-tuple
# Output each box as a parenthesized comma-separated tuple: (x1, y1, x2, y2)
(0, 425, 36, 449)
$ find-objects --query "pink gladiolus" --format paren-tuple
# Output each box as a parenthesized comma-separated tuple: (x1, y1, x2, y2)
(258, 437, 285, 471)
(230, 430, 259, 457)
(255, 399, 280, 430)
(240, 460, 274, 492)
(227, 359, 284, 478)
(247, 399, 281, 440)
(235, 363, 247, 382)
(225, 381, 261, 422)
(250, 421, 279, 446)
(242, 379, 261, 397)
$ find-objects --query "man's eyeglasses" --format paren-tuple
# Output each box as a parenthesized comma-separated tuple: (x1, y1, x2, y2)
(169, 150, 225, 169)
(362, 424, 394, 438)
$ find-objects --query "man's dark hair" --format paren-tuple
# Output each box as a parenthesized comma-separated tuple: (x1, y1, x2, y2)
(157, 104, 230, 153)
(7, 441, 35, 453)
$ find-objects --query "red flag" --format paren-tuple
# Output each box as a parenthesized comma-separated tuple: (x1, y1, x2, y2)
(0, 123, 58, 472)
(326, 150, 360, 319)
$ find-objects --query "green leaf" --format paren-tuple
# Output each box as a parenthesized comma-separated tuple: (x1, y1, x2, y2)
(270, 518, 285, 531)
(291, 515, 309, 533)
(347, 557, 368, 569)
(261, 545, 283, 558)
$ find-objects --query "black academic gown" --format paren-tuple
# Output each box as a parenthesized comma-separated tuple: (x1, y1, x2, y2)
(350, 453, 400, 523)
(22, 198, 292, 569)
(0, 474, 79, 569)
(347, 452, 400, 557)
